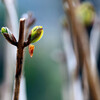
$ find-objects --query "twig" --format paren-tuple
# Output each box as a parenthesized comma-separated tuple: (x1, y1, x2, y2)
(3, 33, 18, 46)
(13, 18, 25, 100)
(22, 12, 36, 47)
(22, 12, 36, 40)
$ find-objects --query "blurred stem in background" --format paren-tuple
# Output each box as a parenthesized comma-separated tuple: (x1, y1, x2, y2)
(62, 0, 100, 100)
(62, 17, 84, 100)
(62, 1, 84, 100)
(0, 0, 27, 100)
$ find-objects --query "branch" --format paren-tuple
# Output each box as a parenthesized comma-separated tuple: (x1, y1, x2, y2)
(13, 18, 25, 100)
(3, 33, 18, 46)
(22, 12, 36, 40)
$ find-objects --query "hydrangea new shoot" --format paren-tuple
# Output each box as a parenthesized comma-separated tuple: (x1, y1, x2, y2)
(31, 26, 43, 43)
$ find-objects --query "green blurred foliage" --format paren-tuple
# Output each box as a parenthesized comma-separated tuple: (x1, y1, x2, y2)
(24, 42, 63, 100)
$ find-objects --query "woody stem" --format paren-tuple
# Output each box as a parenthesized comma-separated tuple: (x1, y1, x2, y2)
(13, 18, 25, 100)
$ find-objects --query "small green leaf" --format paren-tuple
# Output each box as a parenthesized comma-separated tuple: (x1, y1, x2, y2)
(1, 27, 8, 34)
(30, 26, 43, 43)
(1, 27, 12, 38)
(1, 27, 12, 35)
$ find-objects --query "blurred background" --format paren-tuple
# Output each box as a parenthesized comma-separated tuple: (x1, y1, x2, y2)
(0, 0, 100, 100)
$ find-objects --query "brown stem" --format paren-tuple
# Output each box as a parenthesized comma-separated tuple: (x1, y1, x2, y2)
(3, 33, 18, 46)
(13, 18, 25, 100)
(24, 12, 36, 40)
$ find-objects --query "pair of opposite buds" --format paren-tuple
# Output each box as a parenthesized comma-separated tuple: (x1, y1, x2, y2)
(1, 26, 44, 57)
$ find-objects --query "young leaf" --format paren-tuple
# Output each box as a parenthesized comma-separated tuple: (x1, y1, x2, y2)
(28, 44, 35, 57)
(30, 26, 43, 43)
(24, 26, 44, 47)
(1, 27, 10, 34)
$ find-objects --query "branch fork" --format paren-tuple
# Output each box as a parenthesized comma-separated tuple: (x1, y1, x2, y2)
(0, 11, 43, 100)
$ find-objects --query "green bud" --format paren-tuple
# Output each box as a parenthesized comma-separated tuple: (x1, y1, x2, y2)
(1, 27, 12, 35)
(30, 26, 43, 43)
(75, 2, 95, 26)
(1, 27, 17, 45)
(1, 27, 13, 39)
(1, 27, 8, 34)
